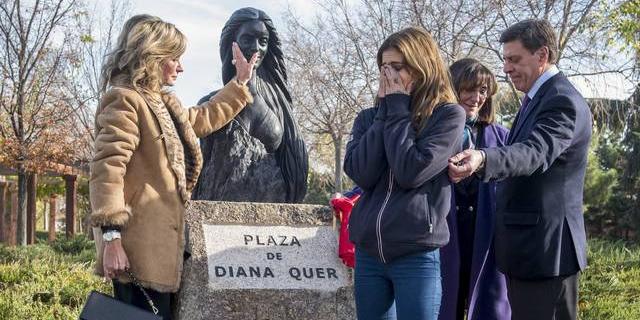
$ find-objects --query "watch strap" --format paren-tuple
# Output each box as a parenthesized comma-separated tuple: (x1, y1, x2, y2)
(101, 225, 122, 233)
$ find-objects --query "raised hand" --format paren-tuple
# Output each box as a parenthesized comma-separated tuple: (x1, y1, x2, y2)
(378, 69, 388, 98)
(232, 42, 259, 85)
(382, 65, 412, 95)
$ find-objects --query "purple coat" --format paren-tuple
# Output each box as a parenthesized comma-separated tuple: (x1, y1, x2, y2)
(440, 123, 511, 320)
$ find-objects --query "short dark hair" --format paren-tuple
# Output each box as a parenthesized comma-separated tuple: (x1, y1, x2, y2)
(499, 19, 558, 64)
(449, 58, 498, 124)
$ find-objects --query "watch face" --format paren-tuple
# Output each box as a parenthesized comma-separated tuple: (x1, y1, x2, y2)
(103, 232, 119, 241)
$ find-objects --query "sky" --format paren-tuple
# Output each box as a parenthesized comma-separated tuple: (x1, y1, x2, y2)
(92, 0, 635, 105)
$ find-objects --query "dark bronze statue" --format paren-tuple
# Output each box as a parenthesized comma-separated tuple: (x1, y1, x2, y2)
(192, 7, 308, 203)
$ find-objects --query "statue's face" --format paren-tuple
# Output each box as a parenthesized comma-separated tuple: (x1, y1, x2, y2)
(234, 20, 269, 69)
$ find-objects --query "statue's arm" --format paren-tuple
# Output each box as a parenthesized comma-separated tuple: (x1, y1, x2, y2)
(187, 81, 253, 137)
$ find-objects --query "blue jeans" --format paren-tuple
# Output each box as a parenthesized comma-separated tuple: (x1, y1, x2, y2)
(354, 249, 442, 320)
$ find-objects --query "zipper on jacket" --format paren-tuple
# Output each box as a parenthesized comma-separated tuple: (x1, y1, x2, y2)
(376, 170, 394, 263)
(426, 193, 434, 234)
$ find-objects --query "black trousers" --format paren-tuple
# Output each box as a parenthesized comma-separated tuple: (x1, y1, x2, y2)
(506, 273, 579, 320)
(456, 207, 477, 319)
(113, 280, 173, 320)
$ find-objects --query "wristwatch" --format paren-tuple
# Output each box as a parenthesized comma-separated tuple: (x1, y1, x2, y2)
(102, 230, 122, 242)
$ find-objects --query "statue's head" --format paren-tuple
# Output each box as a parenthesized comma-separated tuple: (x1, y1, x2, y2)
(220, 7, 285, 84)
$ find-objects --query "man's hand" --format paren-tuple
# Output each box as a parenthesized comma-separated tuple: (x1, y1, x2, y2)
(103, 239, 130, 280)
(448, 149, 484, 183)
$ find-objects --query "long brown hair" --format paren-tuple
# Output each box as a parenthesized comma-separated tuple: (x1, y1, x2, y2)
(377, 27, 457, 130)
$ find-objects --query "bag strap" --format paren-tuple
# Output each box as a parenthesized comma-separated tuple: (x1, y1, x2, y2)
(125, 269, 159, 315)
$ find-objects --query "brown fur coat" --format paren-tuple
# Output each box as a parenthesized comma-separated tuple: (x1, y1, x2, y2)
(90, 81, 251, 292)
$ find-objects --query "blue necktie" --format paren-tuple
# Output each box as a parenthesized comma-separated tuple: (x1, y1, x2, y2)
(513, 95, 532, 131)
(520, 95, 531, 116)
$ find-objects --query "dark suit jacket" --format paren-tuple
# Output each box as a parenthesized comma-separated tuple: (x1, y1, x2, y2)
(483, 73, 592, 279)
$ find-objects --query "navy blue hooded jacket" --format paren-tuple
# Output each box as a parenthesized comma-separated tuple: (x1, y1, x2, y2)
(345, 94, 465, 263)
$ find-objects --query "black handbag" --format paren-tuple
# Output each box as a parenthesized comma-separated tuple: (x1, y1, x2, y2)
(79, 270, 163, 320)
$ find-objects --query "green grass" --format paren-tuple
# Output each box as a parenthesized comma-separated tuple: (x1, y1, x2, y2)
(0, 236, 111, 320)
(579, 239, 640, 319)
(0, 237, 638, 319)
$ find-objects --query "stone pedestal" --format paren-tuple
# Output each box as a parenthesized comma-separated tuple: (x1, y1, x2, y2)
(177, 201, 355, 320)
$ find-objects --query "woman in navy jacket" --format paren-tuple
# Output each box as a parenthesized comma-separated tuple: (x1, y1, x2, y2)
(439, 58, 511, 320)
(344, 27, 465, 320)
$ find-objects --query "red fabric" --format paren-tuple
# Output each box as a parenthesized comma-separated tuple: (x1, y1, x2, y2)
(330, 194, 360, 268)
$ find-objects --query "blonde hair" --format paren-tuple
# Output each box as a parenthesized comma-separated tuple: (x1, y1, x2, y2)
(100, 14, 186, 94)
(377, 27, 457, 130)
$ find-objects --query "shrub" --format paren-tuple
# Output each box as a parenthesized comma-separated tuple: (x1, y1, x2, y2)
(48, 234, 94, 256)
(0, 241, 111, 319)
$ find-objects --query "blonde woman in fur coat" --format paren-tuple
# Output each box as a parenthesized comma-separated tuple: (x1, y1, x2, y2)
(90, 14, 257, 319)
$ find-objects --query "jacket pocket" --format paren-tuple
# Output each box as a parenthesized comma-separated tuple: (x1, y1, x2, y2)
(503, 212, 540, 226)
(348, 202, 366, 244)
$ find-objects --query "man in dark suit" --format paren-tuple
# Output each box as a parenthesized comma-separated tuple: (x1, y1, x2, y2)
(448, 19, 592, 320)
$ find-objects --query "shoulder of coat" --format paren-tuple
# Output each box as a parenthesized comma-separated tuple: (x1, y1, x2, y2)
(102, 86, 149, 110)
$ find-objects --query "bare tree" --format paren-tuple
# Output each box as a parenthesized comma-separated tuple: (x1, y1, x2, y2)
(482, 0, 634, 120)
(284, 0, 495, 191)
(284, 0, 393, 192)
(62, 0, 130, 161)
(399, 0, 501, 60)
(0, 0, 80, 245)
(283, 0, 635, 192)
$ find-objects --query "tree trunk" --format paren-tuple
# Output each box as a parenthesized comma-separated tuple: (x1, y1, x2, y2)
(333, 134, 344, 193)
(65, 175, 77, 238)
(49, 195, 57, 242)
(0, 181, 7, 242)
(9, 184, 18, 246)
(43, 199, 47, 230)
(16, 171, 28, 246)
(27, 173, 37, 244)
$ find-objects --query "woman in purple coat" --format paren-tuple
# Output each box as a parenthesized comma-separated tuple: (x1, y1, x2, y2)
(440, 58, 511, 320)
